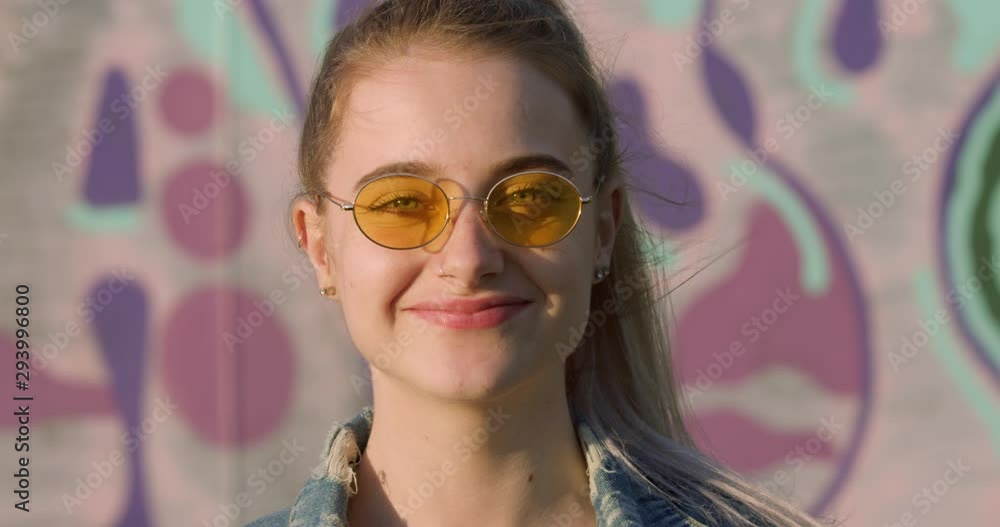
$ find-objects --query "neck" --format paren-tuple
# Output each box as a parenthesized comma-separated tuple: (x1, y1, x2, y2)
(349, 367, 595, 527)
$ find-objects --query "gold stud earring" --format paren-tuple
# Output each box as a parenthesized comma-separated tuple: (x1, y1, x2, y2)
(320, 286, 337, 297)
(297, 234, 304, 248)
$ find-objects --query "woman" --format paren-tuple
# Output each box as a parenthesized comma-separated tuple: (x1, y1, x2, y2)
(249, 0, 832, 525)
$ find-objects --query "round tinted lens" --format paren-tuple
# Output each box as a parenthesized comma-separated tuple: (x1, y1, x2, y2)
(487, 173, 582, 246)
(354, 175, 448, 249)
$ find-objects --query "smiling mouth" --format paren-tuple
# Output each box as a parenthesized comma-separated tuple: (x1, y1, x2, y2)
(407, 301, 532, 329)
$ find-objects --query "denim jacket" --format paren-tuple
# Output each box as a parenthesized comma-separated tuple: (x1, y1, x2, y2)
(246, 405, 703, 527)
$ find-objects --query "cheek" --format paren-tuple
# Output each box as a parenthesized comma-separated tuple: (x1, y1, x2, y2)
(335, 244, 420, 321)
(551, 237, 598, 300)
(326, 211, 361, 251)
(528, 253, 592, 316)
(341, 252, 403, 301)
(541, 223, 597, 280)
(327, 211, 382, 275)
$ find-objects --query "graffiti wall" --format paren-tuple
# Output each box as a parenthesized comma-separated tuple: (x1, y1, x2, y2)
(1, 0, 997, 525)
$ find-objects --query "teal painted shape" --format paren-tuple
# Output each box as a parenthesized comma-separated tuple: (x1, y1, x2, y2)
(67, 203, 140, 231)
(645, 236, 679, 270)
(913, 269, 1000, 459)
(176, 0, 288, 114)
(947, 82, 1000, 371)
(312, 0, 337, 61)
(727, 160, 832, 295)
(944, 0, 1000, 72)
(646, 0, 703, 28)
(991, 183, 1000, 255)
(792, 0, 854, 105)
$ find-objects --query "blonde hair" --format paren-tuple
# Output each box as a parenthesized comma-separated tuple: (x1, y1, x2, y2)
(294, 1, 836, 525)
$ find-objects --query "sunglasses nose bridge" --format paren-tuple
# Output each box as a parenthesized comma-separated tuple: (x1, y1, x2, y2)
(446, 196, 489, 223)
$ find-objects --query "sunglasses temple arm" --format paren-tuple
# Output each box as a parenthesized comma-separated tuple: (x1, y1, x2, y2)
(318, 193, 355, 211)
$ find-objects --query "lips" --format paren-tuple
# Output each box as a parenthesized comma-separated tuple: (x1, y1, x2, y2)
(405, 296, 531, 314)
(404, 295, 533, 329)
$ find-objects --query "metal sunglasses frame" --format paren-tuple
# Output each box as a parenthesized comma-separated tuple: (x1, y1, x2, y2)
(317, 170, 596, 250)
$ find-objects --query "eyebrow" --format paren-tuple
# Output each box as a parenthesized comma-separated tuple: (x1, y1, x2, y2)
(351, 153, 575, 193)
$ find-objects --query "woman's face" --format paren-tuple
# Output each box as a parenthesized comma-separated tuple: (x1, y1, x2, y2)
(299, 51, 620, 401)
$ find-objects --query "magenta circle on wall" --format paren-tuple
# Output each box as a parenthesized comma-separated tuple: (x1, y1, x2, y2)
(161, 286, 295, 446)
(161, 160, 250, 261)
(159, 67, 216, 135)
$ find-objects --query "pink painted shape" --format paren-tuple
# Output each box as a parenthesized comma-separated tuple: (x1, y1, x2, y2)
(159, 67, 216, 135)
(689, 410, 836, 473)
(160, 286, 295, 446)
(675, 203, 863, 394)
(0, 334, 115, 427)
(160, 160, 249, 261)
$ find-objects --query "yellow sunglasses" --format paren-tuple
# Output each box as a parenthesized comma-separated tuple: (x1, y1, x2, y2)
(319, 171, 595, 250)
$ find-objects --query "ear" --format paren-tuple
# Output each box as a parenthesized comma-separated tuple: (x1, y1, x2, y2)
(594, 182, 623, 266)
(292, 195, 335, 289)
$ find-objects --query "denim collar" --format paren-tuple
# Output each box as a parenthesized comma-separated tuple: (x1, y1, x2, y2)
(284, 405, 693, 527)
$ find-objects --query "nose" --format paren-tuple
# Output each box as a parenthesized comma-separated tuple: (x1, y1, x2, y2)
(435, 199, 504, 286)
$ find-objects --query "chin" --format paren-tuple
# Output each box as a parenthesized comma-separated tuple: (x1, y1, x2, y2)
(405, 343, 538, 402)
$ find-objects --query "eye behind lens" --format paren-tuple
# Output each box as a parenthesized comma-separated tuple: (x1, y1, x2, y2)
(354, 175, 449, 249)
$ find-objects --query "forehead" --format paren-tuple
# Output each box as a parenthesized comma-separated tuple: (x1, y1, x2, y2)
(329, 53, 588, 190)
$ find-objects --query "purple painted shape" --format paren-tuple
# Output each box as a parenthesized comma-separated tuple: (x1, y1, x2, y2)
(766, 158, 872, 516)
(937, 66, 1000, 384)
(701, 45, 758, 147)
(117, 461, 149, 527)
(89, 276, 151, 527)
(691, 411, 836, 473)
(161, 160, 250, 261)
(611, 78, 706, 230)
(335, 0, 369, 30)
(832, 0, 883, 72)
(91, 276, 148, 424)
(160, 67, 216, 135)
(83, 69, 141, 206)
(162, 286, 295, 446)
(247, 0, 306, 115)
